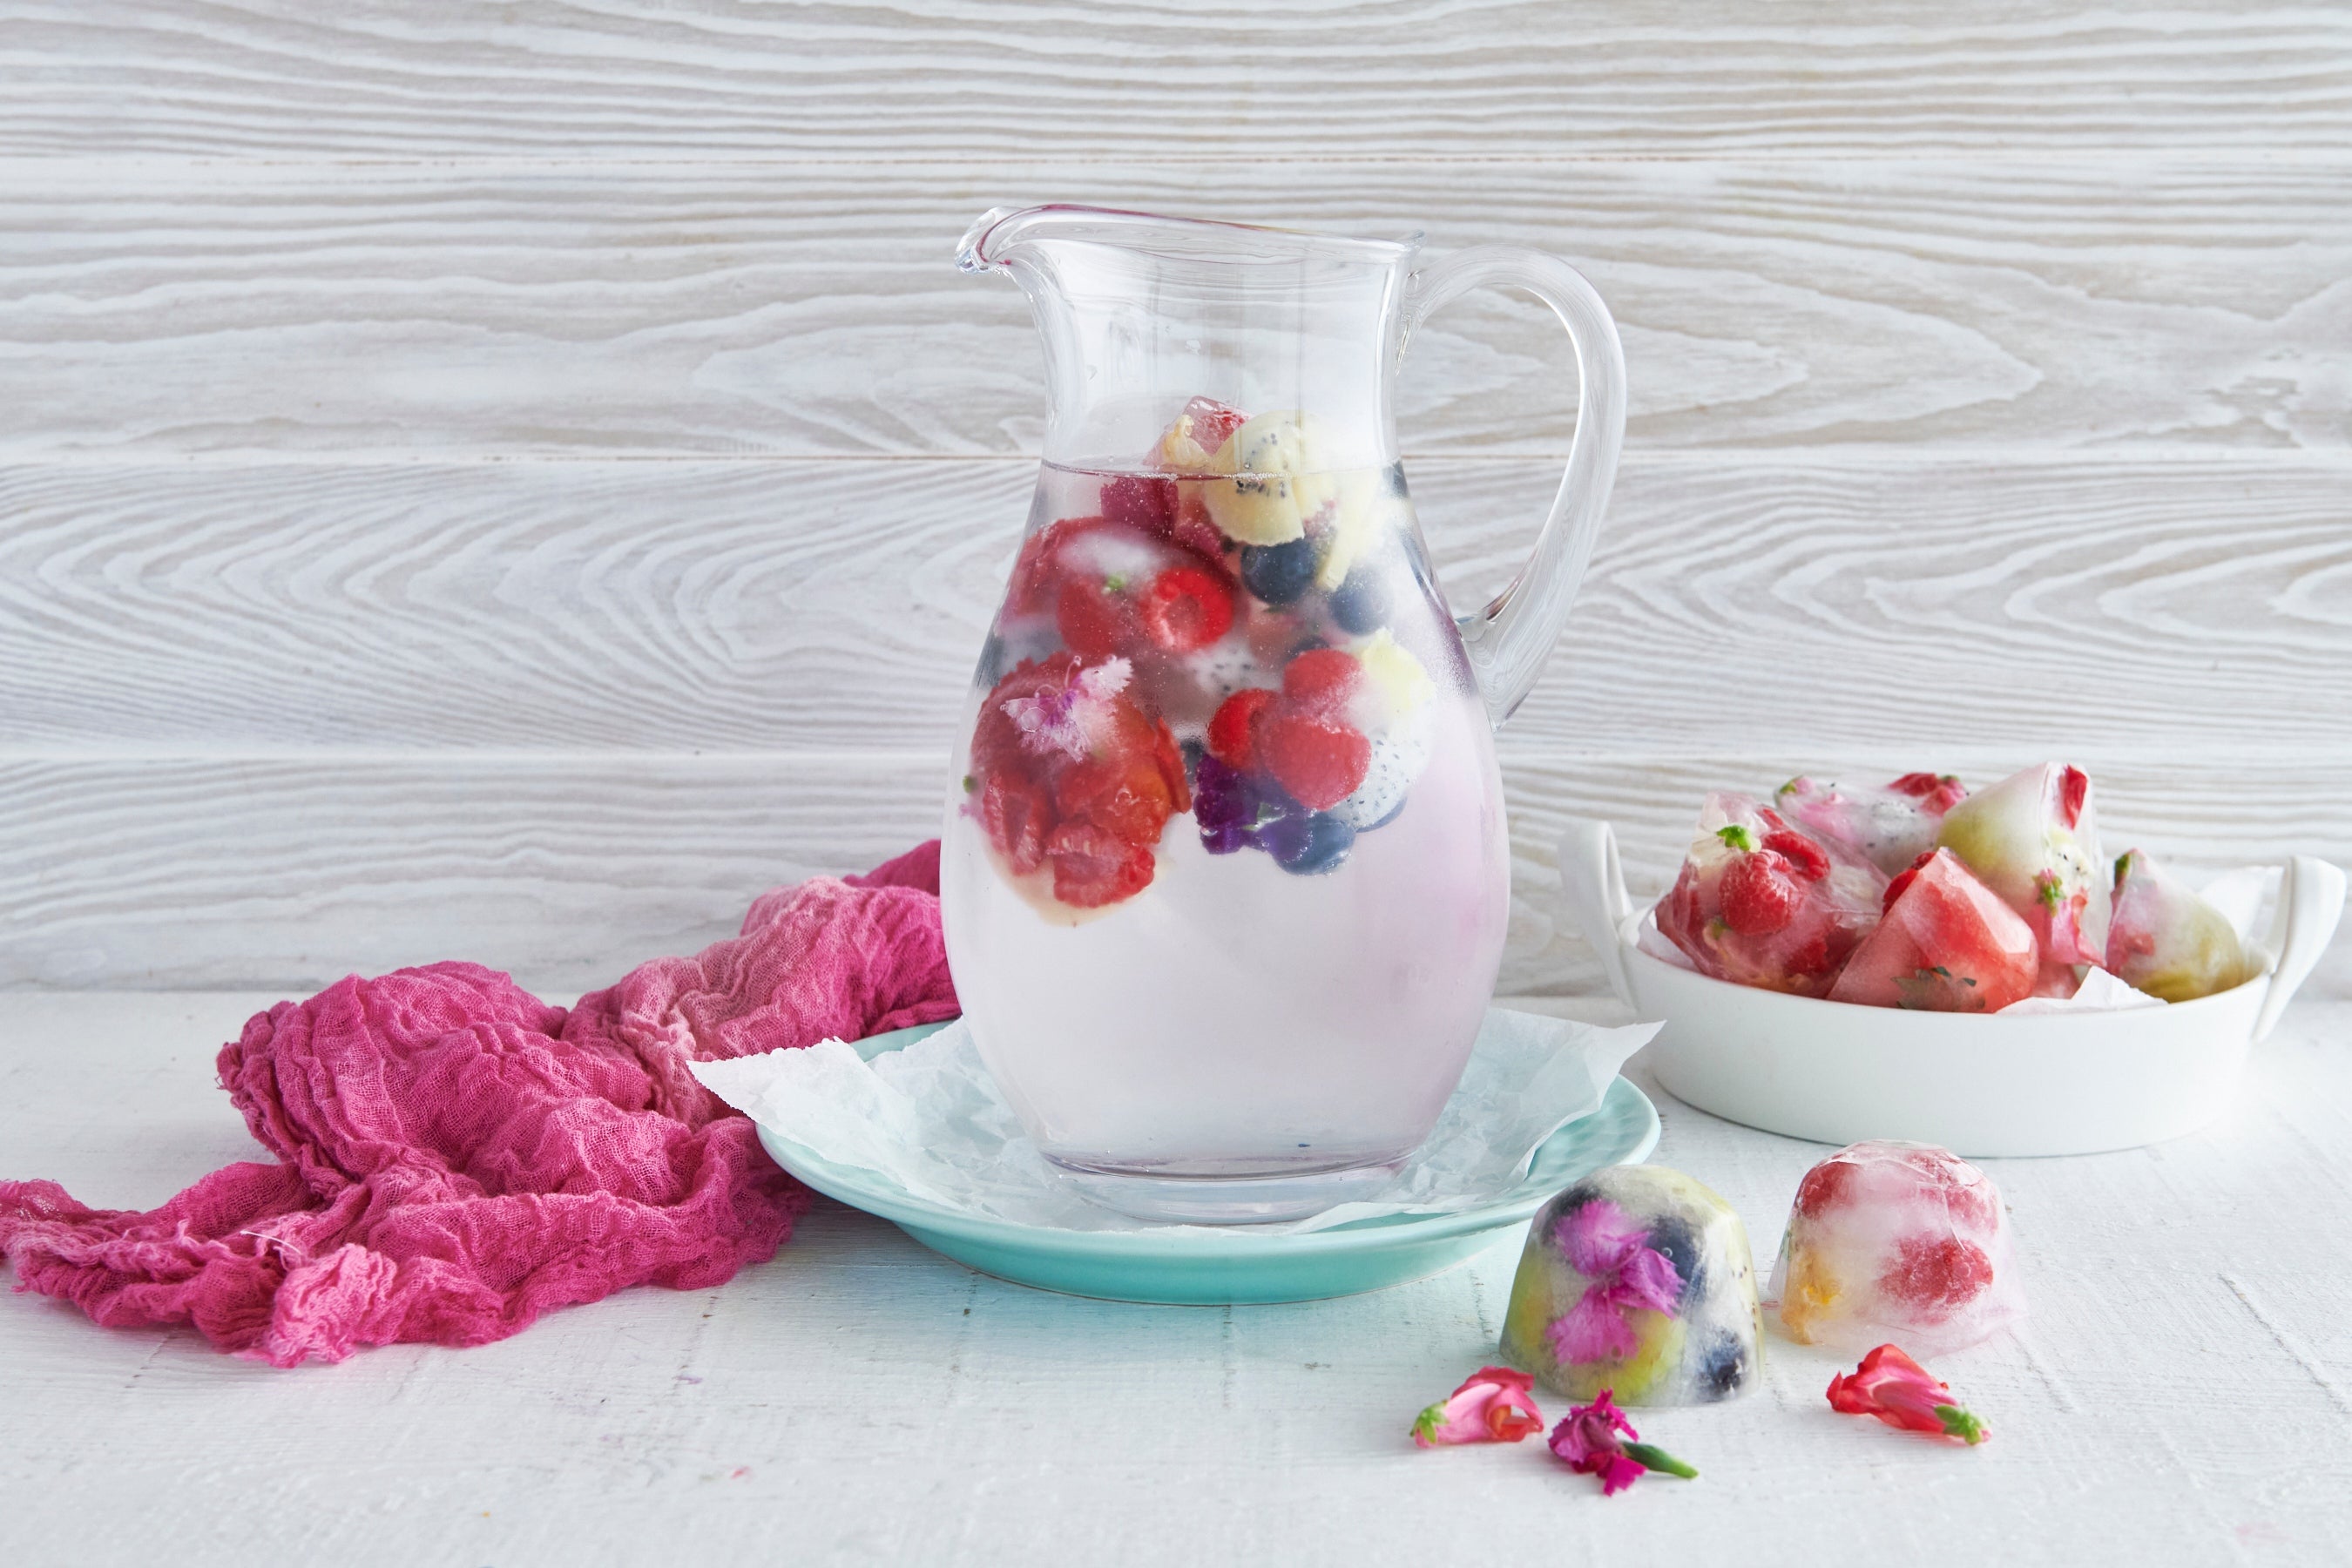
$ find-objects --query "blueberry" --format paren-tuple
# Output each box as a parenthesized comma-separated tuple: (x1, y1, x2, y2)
(1265, 812, 1355, 875)
(1328, 570, 1389, 634)
(1641, 1214, 1703, 1306)
(1699, 1334, 1749, 1400)
(1240, 537, 1318, 606)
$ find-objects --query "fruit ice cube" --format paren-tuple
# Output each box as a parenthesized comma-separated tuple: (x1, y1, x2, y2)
(1936, 762, 2109, 992)
(1776, 772, 1968, 876)
(1653, 793, 1886, 997)
(1500, 1166, 1761, 1407)
(1828, 848, 2038, 1012)
(1151, 395, 1250, 476)
(1769, 1140, 2025, 1355)
(2106, 848, 2259, 1002)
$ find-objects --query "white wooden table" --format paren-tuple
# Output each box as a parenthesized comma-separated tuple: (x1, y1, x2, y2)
(7, 988, 2349, 1565)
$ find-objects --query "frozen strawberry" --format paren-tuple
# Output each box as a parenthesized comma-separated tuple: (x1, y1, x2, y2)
(1829, 848, 2037, 1013)
(1256, 709, 1370, 812)
(1280, 647, 1362, 718)
(1206, 688, 1277, 771)
(1653, 794, 1884, 998)
(1718, 850, 1807, 936)
(1045, 820, 1156, 909)
(1138, 565, 1233, 653)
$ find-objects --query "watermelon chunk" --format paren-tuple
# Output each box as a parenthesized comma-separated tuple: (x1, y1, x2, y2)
(1829, 848, 2038, 1012)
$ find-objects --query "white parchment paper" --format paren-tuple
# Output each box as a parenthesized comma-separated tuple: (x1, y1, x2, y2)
(692, 1009, 1659, 1235)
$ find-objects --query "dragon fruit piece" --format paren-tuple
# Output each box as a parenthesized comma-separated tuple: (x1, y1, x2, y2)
(1936, 763, 2108, 993)
(2105, 848, 2259, 1002)
(1653, 792, 1886, 998)
(1329, 710, 1430, 830)
(1829, 848, 2038, 1011)
(1776, 772, 1968, 876)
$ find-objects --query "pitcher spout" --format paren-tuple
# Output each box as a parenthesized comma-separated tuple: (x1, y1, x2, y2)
(955, 204, 1421, 470)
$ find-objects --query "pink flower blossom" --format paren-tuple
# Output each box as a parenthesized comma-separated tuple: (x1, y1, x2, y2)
(1003, 658, 1132, 760)
(1410, 1366, 1544, 1448)
(1547, 1389, 1698, 1495)
(1546, 1198, 1685, 1363)
(1826, 1344, 1988, 1444)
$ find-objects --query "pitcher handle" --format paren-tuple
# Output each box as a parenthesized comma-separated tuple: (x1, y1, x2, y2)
(1402, 247, 1627, 727)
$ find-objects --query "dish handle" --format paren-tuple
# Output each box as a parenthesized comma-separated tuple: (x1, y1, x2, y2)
(1557, 817, 1638, 1009)
(2253, 855, 2348, 1044)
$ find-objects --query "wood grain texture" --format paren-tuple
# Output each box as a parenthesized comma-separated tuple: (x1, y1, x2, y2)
(0, 750, 2342, 997)
(3, 160, 2349, 456)
(5, 989, 2350, 1565)
(3, 456, 2344, 757)
(4, 3, 2350, 161)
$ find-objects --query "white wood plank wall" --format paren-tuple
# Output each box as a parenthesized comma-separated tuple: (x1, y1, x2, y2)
(2, 3, 2346, 995)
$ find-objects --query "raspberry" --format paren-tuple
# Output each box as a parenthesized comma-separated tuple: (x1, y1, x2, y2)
(1794, 1158, 1858, 1218)
(1099, 475, 1176, 537)
(1206, 688, 1276, 772)
(1717, 850, 1802, 936)
(1889, 772, 1967, 812)
(1876, 1234, 1994, 1314)
(1138, 565, 1233, 653)
(1761, 828, 1830, 882)
(1256, 710, 1370, 812)
(1046, 821, 1156, 909)
(1280, 647, 1362, 718)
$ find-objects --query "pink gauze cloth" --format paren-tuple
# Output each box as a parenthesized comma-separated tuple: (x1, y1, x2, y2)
(0, 841, 957, 1368)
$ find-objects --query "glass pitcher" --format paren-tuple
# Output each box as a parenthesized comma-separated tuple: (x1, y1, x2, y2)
(939, 205, 1625, 1221)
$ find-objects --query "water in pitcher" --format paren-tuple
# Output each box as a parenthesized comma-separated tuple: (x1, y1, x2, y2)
(940, 402, 1512, 1209)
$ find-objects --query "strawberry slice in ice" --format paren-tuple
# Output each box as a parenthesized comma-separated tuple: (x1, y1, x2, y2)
(1828, 848, 2038, 1012)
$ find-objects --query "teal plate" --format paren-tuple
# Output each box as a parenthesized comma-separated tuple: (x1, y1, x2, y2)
(754, 1022, 1661, 1305)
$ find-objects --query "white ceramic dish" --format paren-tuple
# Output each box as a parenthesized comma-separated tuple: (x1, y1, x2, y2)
(1558, 817, 2344, 1156)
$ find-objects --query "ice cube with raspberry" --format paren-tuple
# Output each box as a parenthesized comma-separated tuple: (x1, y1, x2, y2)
(1776, 772, 1969, 877)
(1768, 1139, 2025, 1355)
(1936, 762, 2109, 996)
(1652, 793, 1886, 998)
(1828, 848, 2039, 1012)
